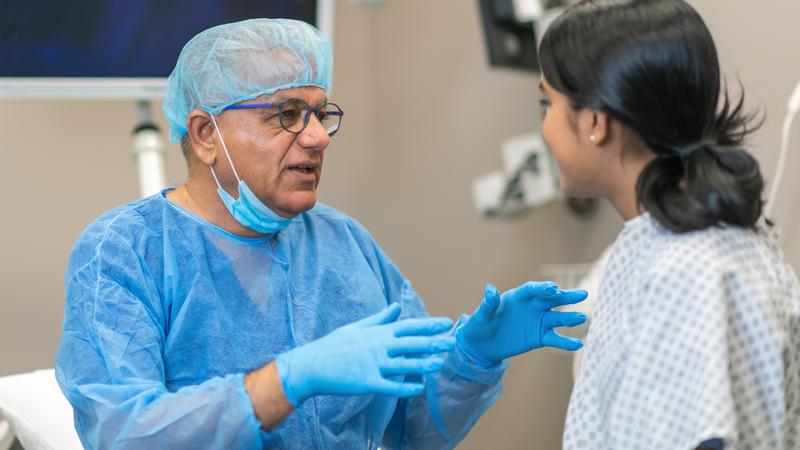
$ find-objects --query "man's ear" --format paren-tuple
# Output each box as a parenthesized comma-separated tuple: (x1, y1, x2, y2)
(186, 110, 217, 166)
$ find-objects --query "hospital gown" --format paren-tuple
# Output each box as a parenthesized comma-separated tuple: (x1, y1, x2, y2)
(563, 212, 800, 450)
(55, 190, 505, 450)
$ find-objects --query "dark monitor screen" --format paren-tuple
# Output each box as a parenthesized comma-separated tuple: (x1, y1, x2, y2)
(477, 0, 564, 72)
(0, 0, 319, 98)
(0, 0, 317, 77)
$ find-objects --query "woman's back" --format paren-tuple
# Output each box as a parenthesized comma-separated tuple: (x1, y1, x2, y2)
(564, 214, 800, 449)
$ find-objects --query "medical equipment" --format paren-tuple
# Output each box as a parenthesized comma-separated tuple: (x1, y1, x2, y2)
(472, 132, 560, 217)
(132, 102, 168, 197)
(765, 80, 800, 218)
(0, 2, 326, 100)
(471, 132, 598, 218)
(456, 282, 587, 367)
(477, 0, 566, 72)
(276, 304, 455, 406)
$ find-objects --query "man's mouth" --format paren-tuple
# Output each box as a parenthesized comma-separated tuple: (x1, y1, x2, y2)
(288, 165, 316, 174)
(286, 162, 319, 179)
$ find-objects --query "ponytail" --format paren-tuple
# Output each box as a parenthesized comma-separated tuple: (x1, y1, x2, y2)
(637, 91, 765, 232)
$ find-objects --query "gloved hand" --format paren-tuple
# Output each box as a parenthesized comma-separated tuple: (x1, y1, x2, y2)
(456, 282, 588, 367)
(275, 303, 455, 406)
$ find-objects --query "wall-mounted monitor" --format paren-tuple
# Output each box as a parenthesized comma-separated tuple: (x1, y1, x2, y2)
(0, 0, 329, 99)
(476, 0, 565, 72)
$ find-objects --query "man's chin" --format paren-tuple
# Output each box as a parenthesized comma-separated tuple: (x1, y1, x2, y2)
(274, 194, 317, 218)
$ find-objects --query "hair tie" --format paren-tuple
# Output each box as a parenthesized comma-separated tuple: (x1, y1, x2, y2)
(677, 140, 712, 163)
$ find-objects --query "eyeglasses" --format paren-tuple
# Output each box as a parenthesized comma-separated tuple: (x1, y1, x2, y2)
(224, 98, 344, 137)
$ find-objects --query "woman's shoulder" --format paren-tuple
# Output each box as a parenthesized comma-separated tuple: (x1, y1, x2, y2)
(640, 216, 778, 284)
(641, 216, 798, 306)
(650, 214, 767, 259)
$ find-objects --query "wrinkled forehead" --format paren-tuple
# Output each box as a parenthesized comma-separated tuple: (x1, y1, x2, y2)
(239, 86, 329, 106)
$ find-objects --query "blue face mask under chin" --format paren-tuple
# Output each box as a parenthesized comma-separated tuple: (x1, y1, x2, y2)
(208, 114, 293, 234)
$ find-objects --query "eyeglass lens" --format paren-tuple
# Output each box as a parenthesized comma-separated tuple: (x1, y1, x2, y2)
(278, 99, 342, 136)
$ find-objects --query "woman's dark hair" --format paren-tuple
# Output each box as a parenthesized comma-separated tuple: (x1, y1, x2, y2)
(538, 0, 765, 232)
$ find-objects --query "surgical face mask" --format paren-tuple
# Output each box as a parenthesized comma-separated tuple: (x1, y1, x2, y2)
(208, 115, 293, 234)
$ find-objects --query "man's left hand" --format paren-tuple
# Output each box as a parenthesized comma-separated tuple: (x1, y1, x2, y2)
(456, 281, 588, 367)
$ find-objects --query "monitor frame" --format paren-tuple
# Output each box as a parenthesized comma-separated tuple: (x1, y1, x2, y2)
(0, 0, 334, 100)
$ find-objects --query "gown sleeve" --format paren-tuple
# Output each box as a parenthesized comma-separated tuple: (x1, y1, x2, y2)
(354, 230, 506, 450)
(55, 228, 263, 450)
(383, 296, 507, 450)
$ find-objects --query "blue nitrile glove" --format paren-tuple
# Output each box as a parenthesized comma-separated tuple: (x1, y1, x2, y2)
(275, 303, 456, 406)
(456, 282, 588, 367)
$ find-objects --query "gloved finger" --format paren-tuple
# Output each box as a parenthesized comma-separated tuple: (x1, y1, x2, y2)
(502, 281, 558, 303)
(541, 329, 584, 351)
(392, 317, 453, 337)
(353, 303, 402, 328)
(372, 379, 426, 398)
(380, 356, 445, 376)
(538, 289, 589, 309)
(388, 335, 456, 356)
(472, 283, 501, 322)
(542, 311, 587, 329)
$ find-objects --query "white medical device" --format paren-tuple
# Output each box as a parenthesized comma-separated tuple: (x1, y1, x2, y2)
(765, 80, 800, 218)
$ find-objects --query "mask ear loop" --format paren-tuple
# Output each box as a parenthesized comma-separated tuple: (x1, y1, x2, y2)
(208, 114, 242, 190)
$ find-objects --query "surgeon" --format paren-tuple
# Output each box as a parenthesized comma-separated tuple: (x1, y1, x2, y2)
(55, 18, 588, 449)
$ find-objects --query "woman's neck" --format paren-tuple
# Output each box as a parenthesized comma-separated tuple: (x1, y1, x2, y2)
(607, 150, 655, 221)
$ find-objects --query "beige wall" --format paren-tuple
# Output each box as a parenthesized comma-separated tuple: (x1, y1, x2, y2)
(0, 1, 797, 449)
(693, 0, 800, 259)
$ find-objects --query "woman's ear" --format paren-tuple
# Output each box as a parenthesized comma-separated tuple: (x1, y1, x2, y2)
(589, 111, 611, 145)
(575, 108, 611, 146)
(186, 110, 217, 166)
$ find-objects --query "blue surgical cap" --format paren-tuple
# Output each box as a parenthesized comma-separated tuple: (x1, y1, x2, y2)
(163, 18, 333, 143)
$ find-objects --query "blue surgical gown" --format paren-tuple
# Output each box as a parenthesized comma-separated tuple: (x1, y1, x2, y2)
(55, 190, 506, 449)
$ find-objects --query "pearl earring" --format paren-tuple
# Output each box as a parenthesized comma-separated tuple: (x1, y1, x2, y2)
(590, 134, 597, 142)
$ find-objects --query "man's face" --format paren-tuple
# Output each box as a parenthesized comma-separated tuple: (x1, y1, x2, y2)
(212, 86, 331, 218)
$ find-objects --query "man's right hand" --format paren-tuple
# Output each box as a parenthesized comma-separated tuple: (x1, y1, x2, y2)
(274, 303, 455, 407)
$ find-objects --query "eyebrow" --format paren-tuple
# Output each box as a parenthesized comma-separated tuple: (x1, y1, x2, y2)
(538, 81, 545, 93)
(265, 94, 329, 105)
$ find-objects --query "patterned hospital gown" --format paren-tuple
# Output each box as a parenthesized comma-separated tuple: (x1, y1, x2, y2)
(563, 213, 800, 450)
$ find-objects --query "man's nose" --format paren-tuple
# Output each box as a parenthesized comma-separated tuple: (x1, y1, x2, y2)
(298, 113, 331, 150)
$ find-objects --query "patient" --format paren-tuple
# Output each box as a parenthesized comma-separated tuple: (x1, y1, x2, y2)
(536, 1, 800, 449)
